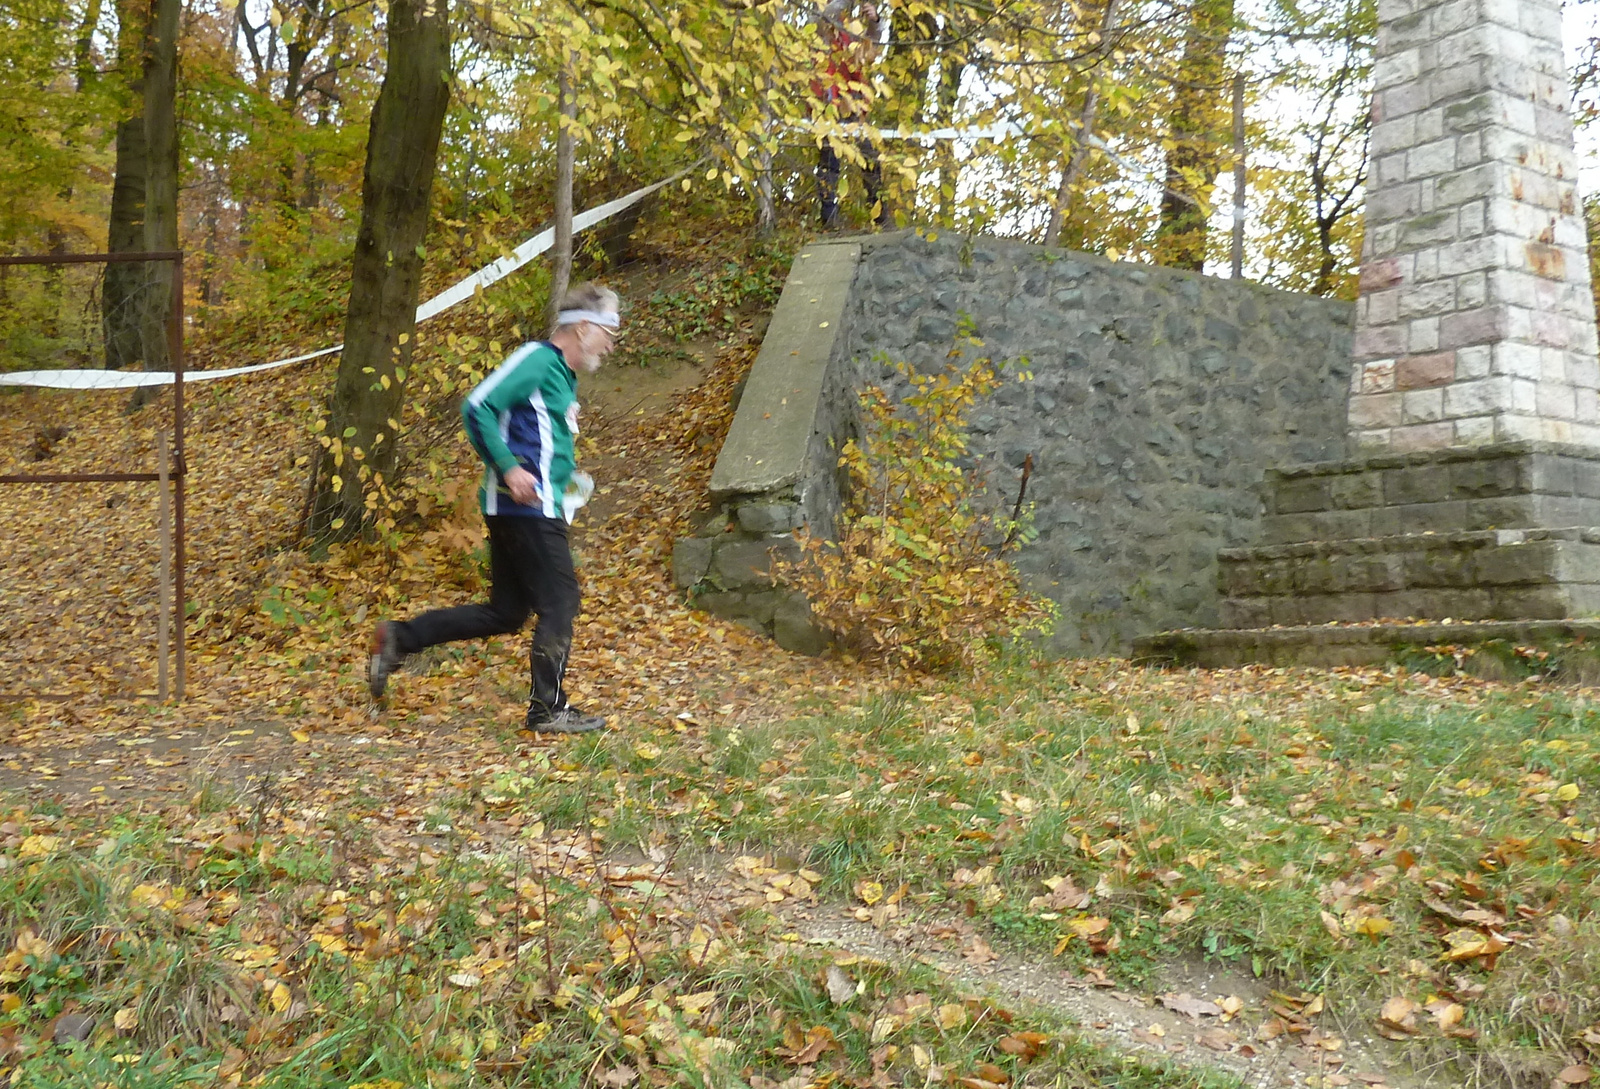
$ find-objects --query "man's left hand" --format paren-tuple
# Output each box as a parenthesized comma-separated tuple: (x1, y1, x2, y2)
(505, 465, 538, 506)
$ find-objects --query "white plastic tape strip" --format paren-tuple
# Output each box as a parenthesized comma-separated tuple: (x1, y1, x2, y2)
(413, 172, 684, 323)
(826, 120, 1197, 207)
(869, 121, 1029, 142)
(1, 168, 688, 391)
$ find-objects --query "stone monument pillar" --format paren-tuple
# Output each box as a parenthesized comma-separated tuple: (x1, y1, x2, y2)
(1136, 0, 1600, 665)
(1347, 0, 1600, 450)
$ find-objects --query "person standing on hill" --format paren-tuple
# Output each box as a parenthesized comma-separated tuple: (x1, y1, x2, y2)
(367, 282, 620, 734)
(814, 0, 886, 228)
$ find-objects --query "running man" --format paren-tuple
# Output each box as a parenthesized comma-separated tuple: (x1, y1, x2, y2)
(367, 282, 620, 733)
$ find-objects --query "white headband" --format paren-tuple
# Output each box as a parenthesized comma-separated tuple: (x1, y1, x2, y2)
(554, 308, 620, 328)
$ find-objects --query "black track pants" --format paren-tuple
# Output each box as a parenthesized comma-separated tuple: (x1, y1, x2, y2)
(393, 515, 580, 715)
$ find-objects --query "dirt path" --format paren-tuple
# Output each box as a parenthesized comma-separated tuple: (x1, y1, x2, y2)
(665, 854, 1434, 1089)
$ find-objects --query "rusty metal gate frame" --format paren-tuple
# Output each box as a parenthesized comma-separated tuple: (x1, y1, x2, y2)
(0, 250, 187, 701)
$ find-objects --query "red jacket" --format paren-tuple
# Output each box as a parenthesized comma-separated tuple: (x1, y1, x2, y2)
(812, 25, 875, 114)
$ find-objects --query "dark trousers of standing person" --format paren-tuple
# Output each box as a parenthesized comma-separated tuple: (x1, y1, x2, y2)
(389, 515, 580, 717)
(818, 137, 885, 228)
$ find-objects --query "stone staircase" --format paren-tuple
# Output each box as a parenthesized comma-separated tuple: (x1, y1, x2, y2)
(1134, 442, 1600, 671)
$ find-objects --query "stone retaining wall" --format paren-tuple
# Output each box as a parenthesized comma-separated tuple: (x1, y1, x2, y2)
(842, 232, 1356, 653)
(669, 241, 862, 654)
(674, 231, 1360, 655)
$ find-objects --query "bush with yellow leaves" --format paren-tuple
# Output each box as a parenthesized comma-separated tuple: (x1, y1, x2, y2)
(783, 348, 1057, 671)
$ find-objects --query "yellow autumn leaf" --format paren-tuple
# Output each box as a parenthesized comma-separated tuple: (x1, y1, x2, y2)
(14, 930, 52, 958)
(235, 944, 278, 969)
(684, 925, 726, 968)
(936, 1003, 968, 1030)
(18, 835, 62, 858)
(269, 982, 291, 1012)
(1350, 915, 1394, 937)
(113, 1006, 139, 1031)
(1556, 783, 1581, 802)
(855, 879, 884, 906)
(1162, 901, 1196, 925)
(312, 932, 349, 955)
(677, 990, 718, 1014)
(1070, 915, 1111, 938)
(290, 729, 311, 743)
(1441, 929, 1510, 962)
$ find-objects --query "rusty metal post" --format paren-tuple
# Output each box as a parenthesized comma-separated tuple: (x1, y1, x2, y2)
(156, 432, 171, 701)
(0, 250, 188, 701)
(170, 252, 187, 699)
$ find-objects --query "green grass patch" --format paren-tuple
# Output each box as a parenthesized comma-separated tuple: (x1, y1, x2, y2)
(0, 793, 1229, 1088)
(480, 663, 1600, 1086)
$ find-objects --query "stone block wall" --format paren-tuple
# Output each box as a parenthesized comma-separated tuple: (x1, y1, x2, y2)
(841, 232, 1356, 654)
(1257, 442, 1600, 543)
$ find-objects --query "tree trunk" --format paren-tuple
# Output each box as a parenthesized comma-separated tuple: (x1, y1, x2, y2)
(883, 6, 935, 221)
(1314, 223, 1338, 296)
(306, 0, 451, 544)
(140, 0, 181, 375)
(932, 21, 965, 224)
(103, 0, 148, 370)
(547, 57, 576, 325)
(755, 59, 776, 237)
(1153, 0, 1236, 271)
(755, 142, 776, 237)
(1229, 71, 1246, 278)
(1044, 0, 1121, 247)
(42, 0, 105, 339)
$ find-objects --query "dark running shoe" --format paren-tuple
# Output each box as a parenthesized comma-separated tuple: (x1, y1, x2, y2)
(368, 621, 405, 699)
(525, 706, 607, 734)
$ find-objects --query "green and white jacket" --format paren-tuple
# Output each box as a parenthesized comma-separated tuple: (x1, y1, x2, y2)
(461, 341, 580, 519)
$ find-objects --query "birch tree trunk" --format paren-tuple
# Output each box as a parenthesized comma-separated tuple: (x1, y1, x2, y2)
(1044, 0, 1121, 247)
(307, 0, 451, 544)
(755, 61, 776, 237)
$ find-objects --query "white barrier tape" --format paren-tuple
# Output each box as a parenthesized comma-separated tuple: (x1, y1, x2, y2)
(1, 168, 688, 391)
(824, 120, 1200, 207)
(414, 170, 685, 322)
(869, 121, 1029, 142)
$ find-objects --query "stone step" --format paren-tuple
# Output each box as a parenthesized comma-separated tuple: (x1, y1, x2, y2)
(1219, 527, 1600, 627)
(1132, 619, 1600, 680)
(1259, 441, 1600, 544)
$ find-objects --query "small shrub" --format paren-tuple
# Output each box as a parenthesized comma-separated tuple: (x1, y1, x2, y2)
(783, 349, 1056, 671)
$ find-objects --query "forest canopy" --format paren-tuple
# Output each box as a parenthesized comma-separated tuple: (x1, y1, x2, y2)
(0, 0, 1403, 310)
